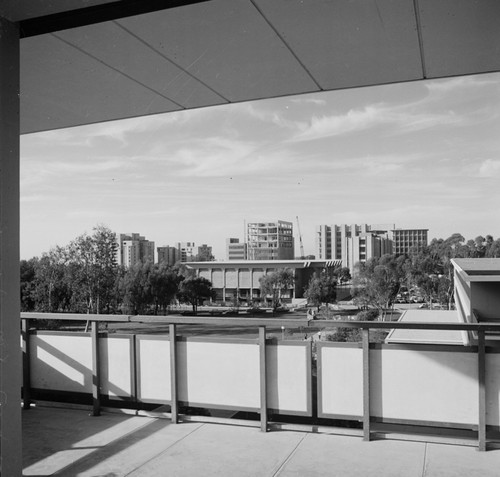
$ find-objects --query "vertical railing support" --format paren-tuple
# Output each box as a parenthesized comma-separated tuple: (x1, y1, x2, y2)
(21, 318, 31, 410)
(169, 323, 178, 423)
(131, 335, 138, 411)
(91, 320, 101, 416)
(478, 328, 486, 451)
(362, 327, 371, 441)
(259, 326, 268, 432)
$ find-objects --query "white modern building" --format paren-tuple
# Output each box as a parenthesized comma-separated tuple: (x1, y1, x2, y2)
(226, 238, 248, 260)
(247, 220, 294, 260)
(316, 223, 427, 271)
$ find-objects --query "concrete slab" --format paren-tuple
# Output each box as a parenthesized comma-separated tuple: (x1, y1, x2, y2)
(423, 443, 500, 477)
(22, 406, 202, 476)
(279, 433, 426, 477)
(127, 423, 306, 477)
(22, 406, 500, 477)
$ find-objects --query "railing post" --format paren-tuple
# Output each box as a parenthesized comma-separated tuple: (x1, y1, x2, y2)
(169, 323, 178, 424)
(91, 320, 101, 416)
(21, 318, 31, 410)
(478, 328, 486, 451)
(362, 327, 371, 441)
(131, 335, 138, 410)
(259, 326, 268, 432)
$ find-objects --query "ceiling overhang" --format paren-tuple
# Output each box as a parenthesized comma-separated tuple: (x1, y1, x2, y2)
(4, 0, 500, 134)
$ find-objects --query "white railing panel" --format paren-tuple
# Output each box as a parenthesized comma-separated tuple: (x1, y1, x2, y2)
(266, 342, 311, 415)
(486, 352, 500, 427)
(371, 348, 478, 425)
(136, 336, 171, 403)
(30, 332, 92, 393)
(177, 340, 260, 410)
(318, 344, 363, 418)
(99, 336, 133, 398)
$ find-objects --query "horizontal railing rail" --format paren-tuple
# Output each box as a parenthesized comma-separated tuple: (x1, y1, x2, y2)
(19, 312, 500, 451)
(20, 312, 500, 331)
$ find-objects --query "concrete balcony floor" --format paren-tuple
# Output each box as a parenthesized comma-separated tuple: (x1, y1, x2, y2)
(23, 406, 500, 477)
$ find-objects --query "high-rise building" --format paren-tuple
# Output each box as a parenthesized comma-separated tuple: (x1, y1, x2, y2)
(247, 220, 294, 260)
(197, 244, 214, 261)
(178, 242, 196, 262)
(117, 233, 155, 267)
(226, 238, 247, 260)
(316, 223, 426, 272)
(157, 245, 180, 266)
(388, 228, 428, 255)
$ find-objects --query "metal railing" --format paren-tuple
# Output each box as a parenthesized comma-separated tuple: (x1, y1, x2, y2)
(20, 312, 500, 451)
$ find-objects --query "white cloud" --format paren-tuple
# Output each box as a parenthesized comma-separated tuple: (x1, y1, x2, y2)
(292, 105, 388, 141)
(290, 97, 326, 106)
(425, 75, 499, 94)
(478, 159, 500, 177)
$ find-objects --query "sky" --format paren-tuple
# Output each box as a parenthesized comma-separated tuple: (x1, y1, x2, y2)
(20, 72, 500, 260)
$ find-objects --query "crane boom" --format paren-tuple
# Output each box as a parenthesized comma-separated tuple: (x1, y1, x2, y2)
(296, 215, 305, 259)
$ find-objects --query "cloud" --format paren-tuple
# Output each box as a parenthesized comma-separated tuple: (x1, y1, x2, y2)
(292, 105, 387, 141)
(478, 159, 500, 177)
(290, 97, 326, 106)
(425, 75, 499, 94)
(238, 103, 305, 131)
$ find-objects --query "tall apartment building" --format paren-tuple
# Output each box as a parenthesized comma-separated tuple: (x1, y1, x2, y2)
(117, 233, 155, 267)
(247, 220, 294, 260)
(157, 245, 180, 266)
(157, 242, 214, 265)
(178, 242, 196, 262)
(316, 223, 426, 271)
(226, 238, 247, 260)
(197, 244, 214, 261)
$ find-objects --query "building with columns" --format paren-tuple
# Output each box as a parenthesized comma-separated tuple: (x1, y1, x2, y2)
(186, 259, 340, 304)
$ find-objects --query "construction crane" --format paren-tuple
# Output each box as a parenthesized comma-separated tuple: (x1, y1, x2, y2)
(296, 215, 305, 259)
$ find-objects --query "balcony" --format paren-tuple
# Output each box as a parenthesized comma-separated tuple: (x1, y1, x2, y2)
(20, 312, 500, 475)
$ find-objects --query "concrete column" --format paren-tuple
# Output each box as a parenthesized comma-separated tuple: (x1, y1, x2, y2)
(0, 16, 21, 476)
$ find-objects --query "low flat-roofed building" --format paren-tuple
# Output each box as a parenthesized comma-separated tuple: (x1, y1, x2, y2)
(186, 259, 341, 303)
(453, 258, 500, 341)
(387, 258, 500, 346)
(385, 309, 468, 345)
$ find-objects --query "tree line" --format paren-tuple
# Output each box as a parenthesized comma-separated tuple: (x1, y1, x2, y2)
(350, 233, 500, 318)
(20, 225, 214, 316)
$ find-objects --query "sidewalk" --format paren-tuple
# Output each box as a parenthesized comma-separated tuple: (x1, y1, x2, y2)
(23, 406, 500, 476)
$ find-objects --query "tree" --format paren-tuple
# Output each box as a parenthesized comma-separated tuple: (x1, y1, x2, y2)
(194, 244, 215, 262)
(149, 262, 182, 314)
(118, 261, 153, 315)
(177, 277, 215, 314)
(351, 255, 405, 320)
(404, 248, 441, 308)
(259, 268, 295, 310)
(20, 258, 37, 311)
(304, 272, 337, 311)
(337, 267, 352, 285)
(32, 246, 72, 313)
(68, 225, 119, 314)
